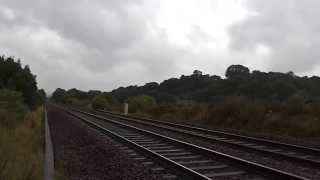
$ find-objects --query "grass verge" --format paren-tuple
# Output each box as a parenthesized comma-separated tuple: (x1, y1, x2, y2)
(0, 107, 44, 180)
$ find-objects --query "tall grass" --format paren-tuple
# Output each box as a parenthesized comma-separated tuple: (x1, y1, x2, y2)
(73, 93, 320, 138)
(0, 107, 44, 180)
(130, 96, 320, 138)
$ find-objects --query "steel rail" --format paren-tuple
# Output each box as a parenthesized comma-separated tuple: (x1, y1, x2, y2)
(100, 110, 320, 152)
(70, 108, 308, 180)
(68, 111, 211, 180)
(96, 110, 320, 167)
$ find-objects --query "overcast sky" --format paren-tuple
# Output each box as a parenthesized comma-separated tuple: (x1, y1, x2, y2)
(1, 0, 319, 93)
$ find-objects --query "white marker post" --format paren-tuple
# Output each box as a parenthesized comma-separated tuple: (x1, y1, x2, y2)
(124, 103, 128, 115)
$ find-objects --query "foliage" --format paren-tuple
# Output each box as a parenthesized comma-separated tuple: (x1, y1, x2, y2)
(0, 107, 44, 180)
(51, 88, 67, 103)
(108, 65, 320, 104)
(0, 55, 44, 180)
(51, 88, 103, 104)
(38, 89, 47, 103)
(134, 96, 320, 138)
(225, 64, 250, 79)
(0, 56, 45, 109)
(51, 88, 119, 110)
(65, 97, 91, 108)
(127, 95, 156, 113)
(0, 89, 28, 128)
(49, 64, 320, 138)
(92, 95, 110, 110)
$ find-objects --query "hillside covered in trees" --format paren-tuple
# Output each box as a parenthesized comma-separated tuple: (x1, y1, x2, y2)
(51, 65, 320, 138)
(111, 65, 320, 103)
(52, 65, 320, 104)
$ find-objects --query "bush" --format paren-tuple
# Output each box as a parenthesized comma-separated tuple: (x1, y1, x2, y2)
(0, 89, 28, 128)
(127, 95, 156, 113)
(285, 93, 305, 116)
(92, 95, 110, 110)
(65, 97, 91, 108)
(131, 95, 320, 138)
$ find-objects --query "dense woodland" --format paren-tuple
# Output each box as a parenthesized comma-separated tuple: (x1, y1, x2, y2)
(51, 65, 320, 138)
(110, 65, 320, 103)
(52, 64, 320, 104)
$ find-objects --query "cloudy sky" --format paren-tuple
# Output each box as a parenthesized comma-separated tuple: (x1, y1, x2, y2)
(1, 0, 319, 93)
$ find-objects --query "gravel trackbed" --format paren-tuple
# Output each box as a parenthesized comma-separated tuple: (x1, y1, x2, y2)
(47, 105, 163, 180)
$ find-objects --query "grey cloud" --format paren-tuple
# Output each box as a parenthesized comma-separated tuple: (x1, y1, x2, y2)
(187, 25, 215, 46)
(1, 0, 153, 67)
(3, 0, 319, 94)
(0, 0, 181, 92)
(228, 0, 320, 73)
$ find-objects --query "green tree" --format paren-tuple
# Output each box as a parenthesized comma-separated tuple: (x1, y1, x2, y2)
(38, 89, 47, 102)
(51, 88, 66, 102)
(0, 56, 41, 109)
(225, 65, 250, 79)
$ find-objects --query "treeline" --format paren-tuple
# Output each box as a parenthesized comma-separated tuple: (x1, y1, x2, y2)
(52, 65, 320, 105)
(111, 65, 320, 103)
(0, 56, 46, 109)
(51, 88, 116, 108)
(50, 65, 320, 138)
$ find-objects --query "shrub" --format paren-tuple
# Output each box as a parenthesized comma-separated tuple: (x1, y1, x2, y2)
(127, 95, 156, 113)
(0, 89, 28, 128)
(65, 97, 91, 107)
(137, 95, 320, 138)
(92, 95, 110, 110)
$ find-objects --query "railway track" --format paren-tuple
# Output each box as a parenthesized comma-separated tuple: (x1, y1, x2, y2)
(66, 107, 307, 180)
(95, 109, 320, 168)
